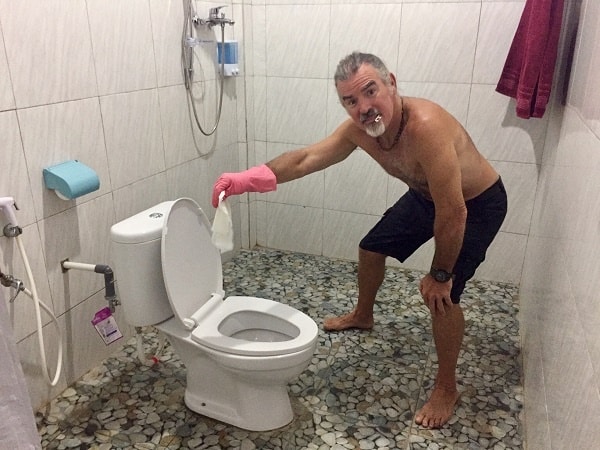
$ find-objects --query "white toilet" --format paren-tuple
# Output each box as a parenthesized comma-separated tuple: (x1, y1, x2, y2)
(110, 198, 318, 431)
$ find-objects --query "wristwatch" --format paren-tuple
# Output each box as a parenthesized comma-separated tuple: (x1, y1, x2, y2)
(430, 268, 454, 283)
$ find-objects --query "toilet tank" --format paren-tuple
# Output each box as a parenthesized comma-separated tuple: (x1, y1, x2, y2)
(110, 201, 175, 326)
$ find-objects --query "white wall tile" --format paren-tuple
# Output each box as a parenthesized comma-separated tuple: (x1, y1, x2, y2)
(530, 162, 586, 239)
(158, 83, 237, 168)
(542, 102, 599, 167)
(397, 3, 480, 83)
(111, 172, 168, 224)
(0, 0, 242, 412)
(521, 9, 600, 434)
(16, 312, 68, 409)
(100, 90, 166, 189)
(322, 210, 380, 261)
(492, 161, 538, 235)
(87, 0, 157, 95)
(467, 84, 547, 163)
(328, 4, 402, 79)
(252, 6, 267, 77)
(0, 0, 97, 108)
(0, 111, 36, 228)
(0, 222, 53, 342)
(0, 30, 14, 111)
(39, 194, 115, 317)
(165, 143, 239, 217)
(265, 142, 324, 208)
(265, 203, 323, 255)
(253, 76, 267, 141)
(18, 290, 132, 410)
(571, 1, 600, 137)
(541, 299, 600, 448)
(323, 150, 388, 215)
(568, 0, 600, 136)
(398, 82, 471, 126)
(159, 85, 203, 168)
(165, 157, 208, 208)
(253, 199, 266, 248)
(266, 5, 329, 78)
(150, 0, 186, 87)
(55, 290, 132, 393)
(473, 2, 525, 84)
(326, 83, 350, 137)
(399, 239, 434, 272)
(475, 230, 525, 284)
(266, 77, 328, 144)
(17, 99, 111, 220)
(386, 177, 409, 209)
(407, 0, 480, 3)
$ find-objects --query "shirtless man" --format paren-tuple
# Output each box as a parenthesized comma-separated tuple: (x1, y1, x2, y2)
(212, 52, 507, 429)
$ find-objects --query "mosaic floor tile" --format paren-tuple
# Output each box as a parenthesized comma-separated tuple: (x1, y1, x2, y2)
(37, 248, 523, 449)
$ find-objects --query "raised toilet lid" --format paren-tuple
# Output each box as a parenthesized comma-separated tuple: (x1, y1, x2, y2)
(161, 198, 224, 329)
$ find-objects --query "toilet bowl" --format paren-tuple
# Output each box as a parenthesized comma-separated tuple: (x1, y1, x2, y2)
(110, 198, 318, 431)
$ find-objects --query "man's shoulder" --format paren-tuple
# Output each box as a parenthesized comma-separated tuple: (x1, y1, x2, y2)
(335, 118, 365, 145)
(407, 97, 449, 122)
(406, 98, 457, 139)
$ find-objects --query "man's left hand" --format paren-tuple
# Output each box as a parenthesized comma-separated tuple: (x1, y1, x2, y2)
(419, 275, 453, 316)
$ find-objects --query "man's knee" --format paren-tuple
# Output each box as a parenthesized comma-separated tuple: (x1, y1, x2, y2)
(359, 246, 387, 262)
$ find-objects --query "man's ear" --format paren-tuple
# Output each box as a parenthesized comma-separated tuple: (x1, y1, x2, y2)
(390, 73, 398, 95)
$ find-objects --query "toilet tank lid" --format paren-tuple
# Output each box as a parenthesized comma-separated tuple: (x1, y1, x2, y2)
(110, 201, 175, 244)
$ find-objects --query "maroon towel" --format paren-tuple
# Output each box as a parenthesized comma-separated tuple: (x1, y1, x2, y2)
(496, 0, 565, 119)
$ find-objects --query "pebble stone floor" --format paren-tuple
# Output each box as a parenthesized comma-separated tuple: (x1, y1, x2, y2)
(37, 248, 523, 450)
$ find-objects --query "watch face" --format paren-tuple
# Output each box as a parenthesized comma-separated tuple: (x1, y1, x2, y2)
(432, 269, 452, 282)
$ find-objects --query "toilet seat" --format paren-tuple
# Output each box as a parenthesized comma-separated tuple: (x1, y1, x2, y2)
(161, 198, 317, 358)
(192, 296, 318, 356)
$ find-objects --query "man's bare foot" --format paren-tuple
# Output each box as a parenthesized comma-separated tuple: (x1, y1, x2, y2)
(415, 385, 460, 429)
(323, 310, 374, 331)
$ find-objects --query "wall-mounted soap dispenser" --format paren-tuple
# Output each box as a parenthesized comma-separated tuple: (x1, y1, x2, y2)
(217, 40, 239, 77)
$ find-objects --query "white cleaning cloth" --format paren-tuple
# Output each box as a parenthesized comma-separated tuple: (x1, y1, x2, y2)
(211, 192, 234, 253)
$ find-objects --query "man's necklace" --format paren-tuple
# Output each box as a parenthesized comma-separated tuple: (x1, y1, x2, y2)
(376, 98, 405, 152)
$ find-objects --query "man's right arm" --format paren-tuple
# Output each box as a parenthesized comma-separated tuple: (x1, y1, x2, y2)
(212, 121, 357, 206)
(267, 121, 357, 182)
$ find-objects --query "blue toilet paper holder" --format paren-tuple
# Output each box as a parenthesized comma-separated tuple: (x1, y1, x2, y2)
(43, 160, 100, 200)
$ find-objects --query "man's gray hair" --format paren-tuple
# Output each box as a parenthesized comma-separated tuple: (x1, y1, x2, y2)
(334, 52, 392, 86)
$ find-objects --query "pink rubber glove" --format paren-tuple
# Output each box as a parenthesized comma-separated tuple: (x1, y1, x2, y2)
(212, 164, 277, 207)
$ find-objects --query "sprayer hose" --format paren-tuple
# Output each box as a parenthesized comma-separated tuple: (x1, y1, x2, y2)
(16, 236, 63, 386)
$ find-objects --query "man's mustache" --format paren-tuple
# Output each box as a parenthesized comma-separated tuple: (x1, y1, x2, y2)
(360, 109, 382, 124)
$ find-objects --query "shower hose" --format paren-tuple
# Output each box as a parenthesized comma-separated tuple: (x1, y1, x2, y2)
(181, 2, 227, 140)
(14, 234, 63, 386)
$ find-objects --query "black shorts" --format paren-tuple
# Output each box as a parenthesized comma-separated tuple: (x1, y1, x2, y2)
(359, 178, 507, 303)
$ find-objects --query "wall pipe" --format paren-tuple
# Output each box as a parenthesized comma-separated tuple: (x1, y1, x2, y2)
(61, 260, 119, 312)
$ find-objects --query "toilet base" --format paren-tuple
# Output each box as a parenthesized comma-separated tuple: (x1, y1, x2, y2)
(157, 323, 299, 431)
(184, 380, 293, 431)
